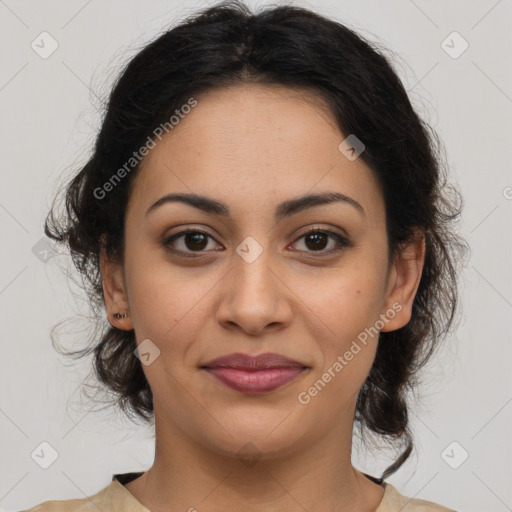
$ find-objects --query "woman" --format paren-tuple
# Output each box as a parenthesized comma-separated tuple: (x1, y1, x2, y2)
(24, 1, 467, 510)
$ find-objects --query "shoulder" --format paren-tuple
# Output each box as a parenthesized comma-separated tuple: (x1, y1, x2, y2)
(20, 496, 100, 512)
(379, 482, 458, 512)
(19, 486, 110, 512)
(19, 477, 148, 512)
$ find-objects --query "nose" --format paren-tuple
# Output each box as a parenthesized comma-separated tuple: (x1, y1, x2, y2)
(215, 248, 293, 336)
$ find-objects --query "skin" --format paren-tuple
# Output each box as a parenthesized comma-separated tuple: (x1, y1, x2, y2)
(100, 83, 425, 512)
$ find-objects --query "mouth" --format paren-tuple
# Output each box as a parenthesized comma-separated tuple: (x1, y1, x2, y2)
(201, 352, 309, 394)
(203, 366, 307, 394)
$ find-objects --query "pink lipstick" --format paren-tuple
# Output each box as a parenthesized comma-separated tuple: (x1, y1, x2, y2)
(201, 352, 308, 394)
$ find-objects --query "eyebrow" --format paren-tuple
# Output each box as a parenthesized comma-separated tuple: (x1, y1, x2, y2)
(145, 191, 366, 221)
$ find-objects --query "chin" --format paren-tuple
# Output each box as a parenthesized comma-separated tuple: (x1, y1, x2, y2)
(199, 414, 312, 462)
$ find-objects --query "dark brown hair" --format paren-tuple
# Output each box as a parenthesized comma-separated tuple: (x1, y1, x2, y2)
(45, 1, 468, 481)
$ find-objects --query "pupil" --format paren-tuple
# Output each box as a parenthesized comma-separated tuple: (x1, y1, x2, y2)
(306, 233, 327, 250)
(186, 233, 207, 250)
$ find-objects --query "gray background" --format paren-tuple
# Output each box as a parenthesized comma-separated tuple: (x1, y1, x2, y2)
(1, 1, 511, 511)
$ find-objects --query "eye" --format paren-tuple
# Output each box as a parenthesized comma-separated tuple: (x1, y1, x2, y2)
(291, 228, 352, 255)
(163, 227, 352, 257)
(163, 229, 221, 256)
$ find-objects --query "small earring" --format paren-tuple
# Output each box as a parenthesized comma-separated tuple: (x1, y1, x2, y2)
(113, 311, 129, 319)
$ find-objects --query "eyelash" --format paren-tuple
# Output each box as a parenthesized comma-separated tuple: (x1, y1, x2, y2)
(162, 228, 352, 258)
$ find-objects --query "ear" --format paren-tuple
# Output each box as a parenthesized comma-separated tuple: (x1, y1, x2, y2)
(99, 237, 133, 331)
(380, 228, 426, 332)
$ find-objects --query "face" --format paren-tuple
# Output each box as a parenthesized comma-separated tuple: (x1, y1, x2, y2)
(101, 83, 424, 461)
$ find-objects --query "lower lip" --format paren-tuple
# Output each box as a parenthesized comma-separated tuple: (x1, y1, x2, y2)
(204, 367, 306, 393)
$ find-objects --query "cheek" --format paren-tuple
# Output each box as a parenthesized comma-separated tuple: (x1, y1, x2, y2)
(328, 285, 384, 346)
(300, 256, 387, 335)
(317, 291, 381, 392)
(298, 277, 383, 411)
(297, 343, 377, 425)
(300, 258, 386, 386)
(123, 239, 208, 332)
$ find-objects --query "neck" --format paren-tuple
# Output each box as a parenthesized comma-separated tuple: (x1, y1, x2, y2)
(125, 400, 385, 512)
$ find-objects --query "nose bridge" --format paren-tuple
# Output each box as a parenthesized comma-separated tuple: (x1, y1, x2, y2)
(232, 235, 277, 299)
(215, 234, 291, 333)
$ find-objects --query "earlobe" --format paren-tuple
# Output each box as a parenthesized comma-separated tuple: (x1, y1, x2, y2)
(99, 243, 133, 331)
(380, 230, 426, 332)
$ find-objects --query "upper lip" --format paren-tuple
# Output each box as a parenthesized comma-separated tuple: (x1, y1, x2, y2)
(201, 352, 307, 370)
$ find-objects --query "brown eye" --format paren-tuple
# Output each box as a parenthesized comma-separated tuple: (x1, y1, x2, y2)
(163, 227, 352, 258)
(182, 231, 209, 251)
(292, 228, 352, 255)
(163, 229, 220, 255)
(304, 231, 329, 250)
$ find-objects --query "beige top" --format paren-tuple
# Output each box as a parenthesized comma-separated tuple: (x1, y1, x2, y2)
(21, 472, 457, 512)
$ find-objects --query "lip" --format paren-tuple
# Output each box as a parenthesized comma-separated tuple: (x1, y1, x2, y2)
(202, 352, 306, 370)
(201, 352, 308, 394)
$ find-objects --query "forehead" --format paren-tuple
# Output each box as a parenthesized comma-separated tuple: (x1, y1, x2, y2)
(128, 83, 384, 226)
